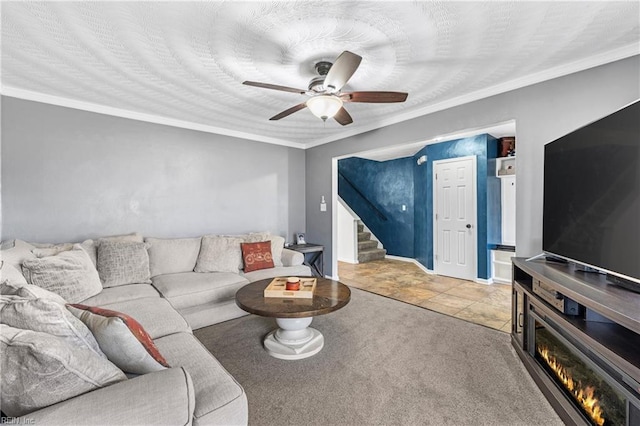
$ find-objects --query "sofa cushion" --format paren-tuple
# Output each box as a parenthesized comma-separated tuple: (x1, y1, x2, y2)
(20, 245, 102, 303)
(80, 284, 160, 306)
(241, 264, 312, 282)
(68, 304, 170, 375)
(154, 332, 247, 425)
(24, 367, 196, 426)
(194, 236, 243, 273)
(146, 236, 202, 277)
(97, 241, 151, 287)
(152, 272, 249, 310)
(99, 297, 191, 339)
(241, 241, 274, 272)
(0, 281, 68, 305)
(0, 262, 28, 287)
(0, 324, 127, 417)
(0, 295, 104, 357)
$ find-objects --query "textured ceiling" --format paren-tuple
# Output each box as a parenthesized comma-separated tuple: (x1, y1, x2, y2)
(2, 1, 639, 148)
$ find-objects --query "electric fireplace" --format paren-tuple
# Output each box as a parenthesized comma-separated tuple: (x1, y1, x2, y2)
(530, 313, 636, 425)
(511, 258, 640, 426)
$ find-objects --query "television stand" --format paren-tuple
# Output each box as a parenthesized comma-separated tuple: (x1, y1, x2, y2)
(511, 258, 640, 425)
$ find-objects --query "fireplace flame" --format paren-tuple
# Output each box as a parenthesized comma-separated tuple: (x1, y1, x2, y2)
(538, 346, 605, 426)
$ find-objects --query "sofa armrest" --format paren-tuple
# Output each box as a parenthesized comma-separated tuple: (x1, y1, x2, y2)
(281, 248, 304, 267)
(19, 368, 195, 426)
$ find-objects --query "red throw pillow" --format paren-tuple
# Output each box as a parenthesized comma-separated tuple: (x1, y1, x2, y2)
(241, 241, 274, 272)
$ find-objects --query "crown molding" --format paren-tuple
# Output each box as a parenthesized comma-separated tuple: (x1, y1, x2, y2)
(304, 43, 640, 148)
(0, 87, 306, 150)
(2, 44, 637, 151)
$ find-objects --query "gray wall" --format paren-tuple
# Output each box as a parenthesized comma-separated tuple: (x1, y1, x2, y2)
(1, 97, 306, 243)
(307, 56, 640, 277)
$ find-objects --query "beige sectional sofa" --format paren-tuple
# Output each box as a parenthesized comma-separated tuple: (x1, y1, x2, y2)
(0, 232, 312, 425)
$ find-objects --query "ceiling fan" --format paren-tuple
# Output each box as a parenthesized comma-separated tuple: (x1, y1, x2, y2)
(242, 51, 408, 126)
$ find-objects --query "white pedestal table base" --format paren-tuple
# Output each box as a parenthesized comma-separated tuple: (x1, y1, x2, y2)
(263, 317, 324, 360)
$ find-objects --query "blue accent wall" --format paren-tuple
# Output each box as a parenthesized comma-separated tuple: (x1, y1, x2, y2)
(340, 134, 499, 280)
(338, 157, 414, 258)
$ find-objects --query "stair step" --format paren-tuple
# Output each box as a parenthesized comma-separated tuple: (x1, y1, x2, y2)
(358, 248, 387, 263)
(358, 240, 378, 250)
(357, 223, 364, 232)
(357, 232, 371, 242)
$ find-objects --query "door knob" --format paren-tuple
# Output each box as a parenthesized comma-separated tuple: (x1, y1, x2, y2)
(466, 224, 471, 229)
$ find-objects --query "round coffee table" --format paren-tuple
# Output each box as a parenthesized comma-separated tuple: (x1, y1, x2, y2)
(235, 277, 350, 360)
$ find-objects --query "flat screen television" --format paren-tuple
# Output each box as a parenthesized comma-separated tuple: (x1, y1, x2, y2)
(543, 99, 640, 292)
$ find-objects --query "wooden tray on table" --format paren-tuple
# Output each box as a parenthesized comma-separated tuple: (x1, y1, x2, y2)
(263, 277, 317, 299)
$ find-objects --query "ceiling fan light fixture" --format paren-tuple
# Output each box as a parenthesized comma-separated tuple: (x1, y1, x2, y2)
(307, 95, 343, 121)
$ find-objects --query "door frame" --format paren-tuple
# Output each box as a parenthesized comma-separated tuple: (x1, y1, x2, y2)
(432, 155, 478, 280)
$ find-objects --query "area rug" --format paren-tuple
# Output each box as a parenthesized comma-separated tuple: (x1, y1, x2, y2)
(194, 288, 562, 426)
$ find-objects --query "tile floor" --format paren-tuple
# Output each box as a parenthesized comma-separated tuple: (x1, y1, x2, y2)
(338, 258, 513, 332)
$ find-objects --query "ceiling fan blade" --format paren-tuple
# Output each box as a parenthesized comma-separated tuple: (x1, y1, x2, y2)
(243, 81, 307, 94)
(333, 107, 353, 126)
(324, 51, 362, 92)
(342, 91, 408, 103)
(269, 103, 308, 121)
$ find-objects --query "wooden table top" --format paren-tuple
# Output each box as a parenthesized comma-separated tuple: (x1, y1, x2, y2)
(235, 277, 351, 318)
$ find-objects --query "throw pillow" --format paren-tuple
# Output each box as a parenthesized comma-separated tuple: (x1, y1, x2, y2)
(0, 296, 104, 358)
(0, 280, 68, 305)
(194, 235, 244, 273)
(31, 243, 74, 258)
(145, 237, 202, 277)
(241, 241, 274, 272)
(0, 262, 28, 287)
(246, 233, 285, 267)
(0, 239, 37, 270)
(97, 241, 151, 287)
(67, 304, 170, 374)
(20, 245, 102, 303)
(0, 324, 126, 417)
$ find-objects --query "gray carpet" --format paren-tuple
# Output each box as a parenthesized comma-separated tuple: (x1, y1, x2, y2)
(194, 288, 563, 426)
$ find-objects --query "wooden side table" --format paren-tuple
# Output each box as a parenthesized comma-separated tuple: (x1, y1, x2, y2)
(288, 243, 324, 277)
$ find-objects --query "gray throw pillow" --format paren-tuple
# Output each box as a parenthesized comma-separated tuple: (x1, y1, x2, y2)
(0, 295, 104, 357)
(20, 245, 102, 303)
(0, 324, 126, 417)
(0, 262, 28, 287)
(97, 241, 151, 287)
(0, 280, 68, 305)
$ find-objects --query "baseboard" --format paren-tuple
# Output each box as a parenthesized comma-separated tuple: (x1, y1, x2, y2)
(384, 255, 434, 274)
(475, 278, 494, 285)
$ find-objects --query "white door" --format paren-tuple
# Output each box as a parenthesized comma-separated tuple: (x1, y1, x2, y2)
(433, 156, 477, 280)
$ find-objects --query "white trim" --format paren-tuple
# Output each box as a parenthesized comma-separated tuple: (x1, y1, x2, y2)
(475, 278, 494, 285)
(2, 45, 636, 150)
(0, 87, 307, 150)
(433, 155, 478, 281)
(385, 255, 434, 275)
(331, 158, 339, 280)
(304, 44, 640, 148)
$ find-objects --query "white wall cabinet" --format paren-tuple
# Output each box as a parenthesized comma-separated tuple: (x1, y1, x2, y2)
(496, 156, 516, 246)
(501, 176, 516, 246)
